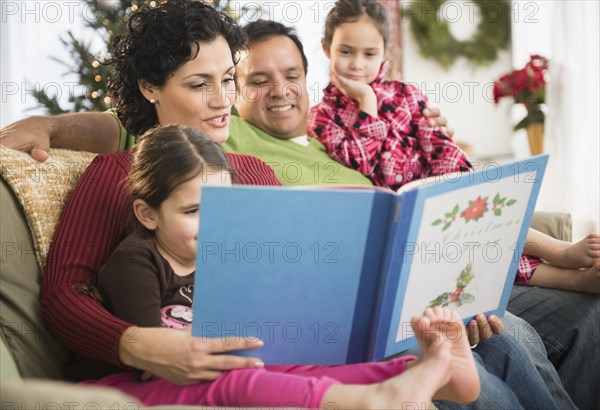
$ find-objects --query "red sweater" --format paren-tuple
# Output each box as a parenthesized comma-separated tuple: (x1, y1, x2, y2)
(42, 151, 281, 368)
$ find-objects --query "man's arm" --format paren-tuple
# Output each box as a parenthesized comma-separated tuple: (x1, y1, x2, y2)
(0, 112, 121, 162)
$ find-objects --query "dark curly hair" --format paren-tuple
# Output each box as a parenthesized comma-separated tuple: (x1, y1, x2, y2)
(108, 0, 246, 136)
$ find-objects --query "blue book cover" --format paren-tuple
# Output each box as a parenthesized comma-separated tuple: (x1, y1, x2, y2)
(193, 155, 548, 365)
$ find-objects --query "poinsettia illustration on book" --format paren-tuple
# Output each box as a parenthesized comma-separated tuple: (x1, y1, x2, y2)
(431, 194, 518, 231)
(428, 263, 476, 308)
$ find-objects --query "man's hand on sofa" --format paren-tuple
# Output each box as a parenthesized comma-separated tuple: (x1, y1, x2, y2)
(119, 326, 265, 385)
(0, 116, 54, 162)
(0, 112, 121, 161)
(423, 107, 454, 139)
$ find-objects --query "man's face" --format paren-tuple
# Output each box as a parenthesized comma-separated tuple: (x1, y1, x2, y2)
(235, 35, 309, 140)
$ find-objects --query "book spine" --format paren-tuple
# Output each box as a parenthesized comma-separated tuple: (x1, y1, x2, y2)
(346, 192, 394, 363)
(368, 189, 418, 361)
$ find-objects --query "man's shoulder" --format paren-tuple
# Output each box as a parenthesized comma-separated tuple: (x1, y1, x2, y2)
(225, 116, 278, 152)
(229, 116, 271, 138)
(230, 115, 256, 133)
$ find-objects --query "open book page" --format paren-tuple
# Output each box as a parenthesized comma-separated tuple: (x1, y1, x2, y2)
(393, 168, 539, 344)
(396, 171, 465, 194)
(287, 184, 392, 193)
(288, 171, 466, 195)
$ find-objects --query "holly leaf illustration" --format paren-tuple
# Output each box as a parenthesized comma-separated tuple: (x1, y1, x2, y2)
(432, 219, 442, 226)
(506, 199, 517, 206)
(442, 221, 453, 231)
(456, 263, 475, 288)
(494, 208, 502, 216)
(456, 293, 475, 307)
(428, 292, 451, 308)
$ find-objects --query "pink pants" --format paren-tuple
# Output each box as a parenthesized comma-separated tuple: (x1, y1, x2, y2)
(85, 356, 414, 408)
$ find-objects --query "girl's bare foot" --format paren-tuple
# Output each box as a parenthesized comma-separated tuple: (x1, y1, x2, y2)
(411, 308, 480, 403)
(529, 261, 600, 295)
(320, 342, 453, 410)
(543, 233, 600, 269)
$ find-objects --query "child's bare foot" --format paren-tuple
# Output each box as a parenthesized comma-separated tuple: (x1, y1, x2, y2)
(411, 307, 480, 403)
(368, 343, 453, 410)
(570, 262, 600, 294)
(530, 262, 600, 295)
(543, 233, 600, 269)
(319, 345, 452, 410)
(319, 310, 462, 410)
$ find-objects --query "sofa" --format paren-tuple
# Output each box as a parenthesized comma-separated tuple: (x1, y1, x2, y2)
(0, 147, 572, 409)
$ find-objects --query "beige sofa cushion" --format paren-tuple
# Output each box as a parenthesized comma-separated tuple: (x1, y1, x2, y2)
(0, 147, 96, 270)
(530, 211, 572, 242)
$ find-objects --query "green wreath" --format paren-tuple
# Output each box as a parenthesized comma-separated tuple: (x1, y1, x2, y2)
(406, 0, 511, 69)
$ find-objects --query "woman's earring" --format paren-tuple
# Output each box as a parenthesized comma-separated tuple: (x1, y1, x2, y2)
(150, 99, 157, 104)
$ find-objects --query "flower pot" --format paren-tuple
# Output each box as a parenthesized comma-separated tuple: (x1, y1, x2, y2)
(526, 123, 544, 155)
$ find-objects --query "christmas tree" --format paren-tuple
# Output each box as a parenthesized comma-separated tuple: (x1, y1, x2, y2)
(32, 0, 257, 114)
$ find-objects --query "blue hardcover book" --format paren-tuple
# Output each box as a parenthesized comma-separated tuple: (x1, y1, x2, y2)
(193, 155, 548, 364)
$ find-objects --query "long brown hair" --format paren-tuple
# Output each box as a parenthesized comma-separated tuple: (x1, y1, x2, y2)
(323, 0, 391, 49)
(130, 125, 234, 210)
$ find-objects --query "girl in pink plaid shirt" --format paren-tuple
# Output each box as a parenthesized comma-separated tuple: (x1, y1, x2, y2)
(308, 0, 599, 293)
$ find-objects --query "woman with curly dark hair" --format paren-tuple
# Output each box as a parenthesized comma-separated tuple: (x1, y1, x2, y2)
(107, 0, 244, 140)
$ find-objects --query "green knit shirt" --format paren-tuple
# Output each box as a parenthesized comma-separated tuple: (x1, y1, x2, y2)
(222, 116, 373, 187)
(114, 111, 372, 187)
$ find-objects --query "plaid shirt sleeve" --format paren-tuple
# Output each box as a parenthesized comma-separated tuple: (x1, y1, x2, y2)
(308, 98, 389, 178)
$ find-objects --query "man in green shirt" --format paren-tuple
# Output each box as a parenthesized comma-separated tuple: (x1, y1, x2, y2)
(221, 20, 373, 186)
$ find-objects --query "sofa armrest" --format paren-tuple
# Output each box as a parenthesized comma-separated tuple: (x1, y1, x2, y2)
(530, 211, 572, 242)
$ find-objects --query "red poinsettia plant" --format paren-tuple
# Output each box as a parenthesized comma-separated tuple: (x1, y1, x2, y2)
(493, 55, 549, 131)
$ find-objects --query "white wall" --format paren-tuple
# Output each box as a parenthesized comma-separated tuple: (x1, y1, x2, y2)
(0, 0, 104, 127)
(400, 1, 514, 159)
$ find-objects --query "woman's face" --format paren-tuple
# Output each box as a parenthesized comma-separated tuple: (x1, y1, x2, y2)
(142, 36, 236, 144)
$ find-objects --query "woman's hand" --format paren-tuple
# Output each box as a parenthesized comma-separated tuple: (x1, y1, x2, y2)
(467, 314, 503, 346)
(119, 326, 265, 385)
(422, 107, 454, 139)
